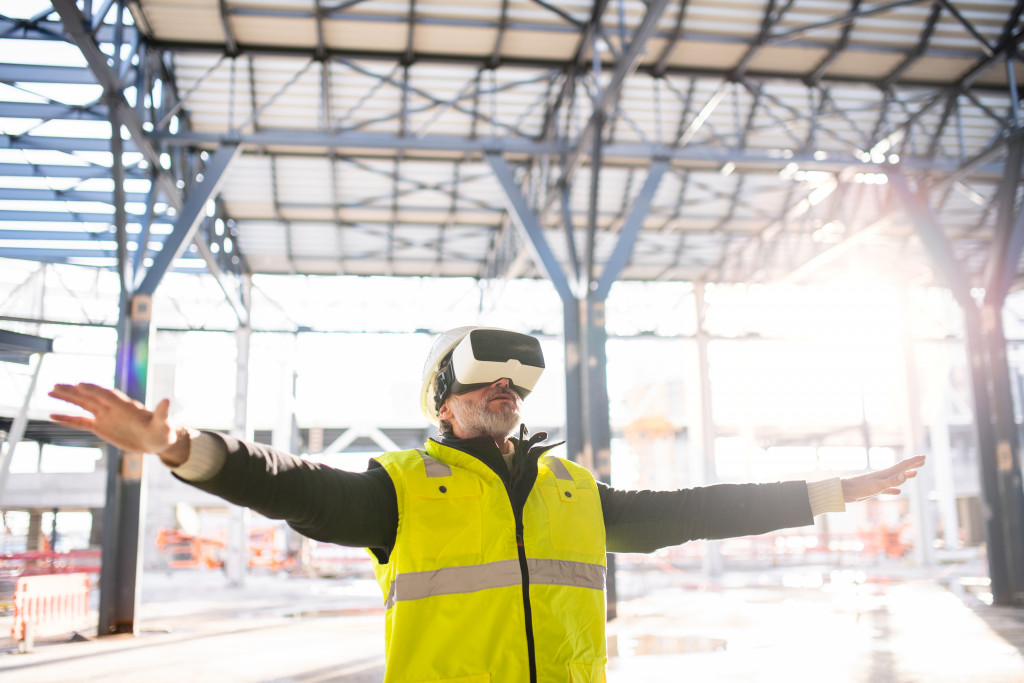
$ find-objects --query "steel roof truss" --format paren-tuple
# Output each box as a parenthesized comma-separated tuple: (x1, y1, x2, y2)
(487, 152, 573, 300)
(155, 55, 228, 133)
(237, 59, 317, 135)
(138, 143, 242, 296)
(52, 0, 180, 210)
(769, 0, 922, 43)
(652, 0, 689, 79)
(529, 0, 585, 28)
(333, 57, 531, 139)
(731, 0, 788, 81)
(218, 0, 239, 56)
(881, 2, 942, 91)
(559, 0, 671, 184)
(594, 158, 668, 299)
(807, 0, 862, 86)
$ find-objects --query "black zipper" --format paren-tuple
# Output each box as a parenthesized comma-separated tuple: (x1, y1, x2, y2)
(508, 438, 537, 683)
(516, 521, 538, 683)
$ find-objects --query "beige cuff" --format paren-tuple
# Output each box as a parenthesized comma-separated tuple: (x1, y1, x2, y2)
(807, 477, 846, 516)
(170, 430, 227, 482)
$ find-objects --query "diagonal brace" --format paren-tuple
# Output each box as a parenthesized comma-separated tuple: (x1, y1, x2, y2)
(594, 159, 668, 299)
(138, 144, 242, 296)
(888, 169, 971, 306)
(486, 152, 573, 301)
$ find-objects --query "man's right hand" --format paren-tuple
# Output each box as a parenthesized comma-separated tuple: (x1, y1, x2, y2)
(48, 383, 190, 467)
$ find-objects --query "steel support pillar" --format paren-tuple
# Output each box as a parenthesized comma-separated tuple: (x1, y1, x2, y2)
(694, 282, 722, 578)
(100, 291, 152, 634)
(900, 291, 936, 566)
(891, 169, 1024, 604)
(225, 276, 253, 586)
(489, 150, 665, 621)
(981, 297, 1024, 601)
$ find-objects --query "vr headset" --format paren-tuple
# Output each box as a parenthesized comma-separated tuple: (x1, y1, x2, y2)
(434, 328, 545, 411)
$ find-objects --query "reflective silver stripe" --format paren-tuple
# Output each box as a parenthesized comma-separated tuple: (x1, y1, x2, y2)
(419, 451, 452, 478)
(389, 558, 604, 606)
(544, 456, 573, 481)
(393, 559, 522, 603)
(527, 558, 605, 591)
(385, 579, 398, 609)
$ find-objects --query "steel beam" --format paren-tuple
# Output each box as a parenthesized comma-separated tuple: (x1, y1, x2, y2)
(1, 18, 137, 43)
(0, 187, 150, 204)
(0, 163, 145, 179)
(0, 101, 110, 120)
(148, 130, 1004, 178)
(0, 134, 135, 154)
(0, 210, 155, 223)
(193, 231, 250, 326)
(593, 159, 668, 299)
(137, 143, 242, 296)
(0, 63, 100, 84)
(485, 152, 573, 300)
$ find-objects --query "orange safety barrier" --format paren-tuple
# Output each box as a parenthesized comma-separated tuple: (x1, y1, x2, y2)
(11, 572, 91, 651)
(0, 549, 101, 577)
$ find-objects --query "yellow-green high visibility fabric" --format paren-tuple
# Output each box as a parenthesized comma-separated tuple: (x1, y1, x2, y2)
(371, 441, 608, 683)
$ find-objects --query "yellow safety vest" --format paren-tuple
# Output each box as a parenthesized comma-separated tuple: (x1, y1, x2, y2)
(371, 440, 608, 683)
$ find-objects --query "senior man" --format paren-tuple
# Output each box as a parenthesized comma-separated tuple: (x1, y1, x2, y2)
(50, 326, 925, 683)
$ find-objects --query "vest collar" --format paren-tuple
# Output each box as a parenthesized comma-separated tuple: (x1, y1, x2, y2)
(431, 426, 564, 483)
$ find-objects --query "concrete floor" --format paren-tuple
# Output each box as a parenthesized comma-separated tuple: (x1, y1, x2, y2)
(1, 559, 1022, 682)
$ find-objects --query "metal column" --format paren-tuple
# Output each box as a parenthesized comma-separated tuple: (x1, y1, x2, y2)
(693, 282, 722, 577)
(891, 168, 1024, 604)
(100, 292, 152, 634)
(225, 276, 253, 586)
(489, 150, 666, 620)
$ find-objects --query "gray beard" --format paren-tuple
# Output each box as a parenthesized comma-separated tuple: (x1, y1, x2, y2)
(448, 389, 521, 441)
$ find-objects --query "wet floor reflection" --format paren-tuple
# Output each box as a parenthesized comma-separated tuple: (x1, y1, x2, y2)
(608, 633, 727, 657)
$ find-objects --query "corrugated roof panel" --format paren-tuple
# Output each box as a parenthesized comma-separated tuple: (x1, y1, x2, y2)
(230, 16, 318, 48)
(141, 1, 225, 43)
(288, 222, 341, 257)
(235, 220, 289, 254)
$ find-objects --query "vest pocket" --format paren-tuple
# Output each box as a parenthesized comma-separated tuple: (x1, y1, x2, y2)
(406, 475, 483, 559)
(538, 481, 605, 555)
(568, 659, 607, 682)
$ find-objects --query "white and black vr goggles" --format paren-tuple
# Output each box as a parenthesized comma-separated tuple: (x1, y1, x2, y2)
(434, 329, 545, 412)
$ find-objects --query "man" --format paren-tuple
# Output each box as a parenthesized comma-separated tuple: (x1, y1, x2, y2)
(49, 326, 925, 683)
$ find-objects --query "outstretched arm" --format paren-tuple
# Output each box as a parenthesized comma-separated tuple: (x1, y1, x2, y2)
(49, 382, 399, 554)
(841, 454, 926, 502)
(48, 383, 191, 467)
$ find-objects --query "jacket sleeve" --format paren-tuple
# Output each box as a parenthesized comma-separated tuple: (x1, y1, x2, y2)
(174, 432, 398, 556)
(599, 481, 814, 554)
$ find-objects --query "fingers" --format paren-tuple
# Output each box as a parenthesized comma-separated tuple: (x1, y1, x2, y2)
(49, 382, 137, 415)
(154, 398, 170, 421)
(49, 383, 105, 413)
(49, 413, 98, 431)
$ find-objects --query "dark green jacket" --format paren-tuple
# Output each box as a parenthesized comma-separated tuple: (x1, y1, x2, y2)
(181, 428, 814, 563)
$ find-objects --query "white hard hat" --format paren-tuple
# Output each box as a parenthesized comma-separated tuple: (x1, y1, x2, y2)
(420, 326, 480, 424)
